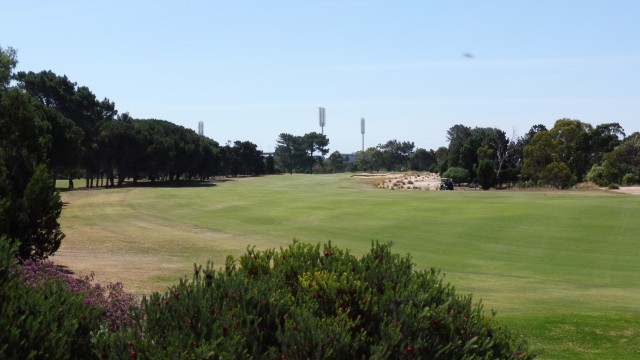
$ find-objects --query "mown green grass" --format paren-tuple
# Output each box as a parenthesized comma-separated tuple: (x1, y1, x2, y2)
(57, 174, 640, 359)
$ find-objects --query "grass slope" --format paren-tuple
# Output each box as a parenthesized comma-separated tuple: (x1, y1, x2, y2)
(56, 174, 640, 359)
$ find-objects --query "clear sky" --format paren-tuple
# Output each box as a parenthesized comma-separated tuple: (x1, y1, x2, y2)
(4, 1, 639, 153)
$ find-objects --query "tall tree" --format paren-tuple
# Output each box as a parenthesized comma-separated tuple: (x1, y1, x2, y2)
(17, 164, 64, 259)
(377, 140, 415, 171)
(0, 86, 63, 260)
(327, 151, 346, 173)
(521, 119, 594, 187)
(434, 146, 449, 174)
(14, 70, 117, 187)
(302, 132, 329, 174)
(446, 124, 472, 168)
(521, 130, 555, 183)
(354, 147, 383, 172)
(590, 123, 625, 164)
(599, 133, 640, 184)
(0, 45, 17, 88)
(274, 133, 301, 174)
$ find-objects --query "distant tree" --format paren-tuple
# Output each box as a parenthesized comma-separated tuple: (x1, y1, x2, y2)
(522, 119, 594, 186)
(275, 133, 303, 174)
(264, 154, 275, 174)
(434, 146, 449, 174)
(476, 146, 494, 189)
(232, 140, 264, 176)
(541, 162, 572, 189)
(0, 46, 17, 88)
(550, 119, 593, 181)
(15, 70, 117, 187)
(521, 130, 555, 184)
(43, 107, 84, 187)
(274, 132, 329, 174)
(302, 132, 329, 174)
(477, 160, 493, 190)
(523, 124, 548, 144)
(327, 151, 346, 173)
(590, 123, 625, 164)
(377, 139, 415, 171)
(354, 147, 383, 172)
(197, 137, 222, 180)
(446, 124, 472, 168)
(408, 148, 437, 171)
(599, 134, 640, 184)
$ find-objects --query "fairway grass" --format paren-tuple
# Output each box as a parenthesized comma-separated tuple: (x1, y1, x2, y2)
(55, 174, 640, 359)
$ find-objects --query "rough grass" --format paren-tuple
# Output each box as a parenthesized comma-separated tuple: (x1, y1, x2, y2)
(55, 175, 640, 359)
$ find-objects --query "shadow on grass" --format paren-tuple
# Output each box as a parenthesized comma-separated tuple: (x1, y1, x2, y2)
(57, 178, 233, 192)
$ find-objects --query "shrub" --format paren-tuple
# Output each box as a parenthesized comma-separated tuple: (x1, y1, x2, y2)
(541, 162, 572, 189)
(0, 237, 138, 359)
(622, 173, 637, 186)
(19, 259, 137, 331)
(476, 159, 493, 190)
(585, 164, 610, 187)
(442, 167, 470, 185)
(0, 237, 103, 359)
(114, 241, 533, 359)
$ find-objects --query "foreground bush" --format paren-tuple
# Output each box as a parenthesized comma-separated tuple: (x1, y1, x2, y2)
(105, 241, 533, 359)
(1, 239, 533, 359)
(0, 237, 137, 359)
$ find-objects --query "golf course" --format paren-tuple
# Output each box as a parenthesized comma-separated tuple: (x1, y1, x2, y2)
(54, 174, 640, 359)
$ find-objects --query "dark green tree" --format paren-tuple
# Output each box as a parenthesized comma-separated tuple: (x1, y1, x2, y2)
(446, 124, 472, 168)
(521, 129, 555, 184)
(0, 45, 17, 88)
(599, 133, 640, 184)
(274, 132, 329, 174)
(377, 139, 414, 171)
(541, 161, 572, 189)
(0, 85, 63, 260)
(408, 148, 437, 171)
(434, 146, 449, 174)
(590, 123, 625, 164)
(232, 140, 264, 176)
(327, 150, 346, 173)
(476, 146, 494, 189)
(14, 70, 117, 187)
(302, 132, 330, 174)
(275, 133, 302, 174)
(354, 147, 383, 172)
(17, 164, 64, 259)
(477, 160, 493, 190)
(265, 154, 276, 174)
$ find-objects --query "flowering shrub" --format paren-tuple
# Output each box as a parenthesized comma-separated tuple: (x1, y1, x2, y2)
(1, 237, 101, 359)
(19, 258, 137, 331)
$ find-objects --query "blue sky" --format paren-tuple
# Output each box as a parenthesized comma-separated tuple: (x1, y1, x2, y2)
(5, 1, 639, 153)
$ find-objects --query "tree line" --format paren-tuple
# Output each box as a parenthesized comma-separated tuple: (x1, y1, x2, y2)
(12, 70, 269, 188)
(339, 121, 638, 190)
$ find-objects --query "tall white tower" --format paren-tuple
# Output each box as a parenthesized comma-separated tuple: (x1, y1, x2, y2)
(360, 118, 365, 151)
(319, 107, 326, 134)
(198, 121, 204, 136)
